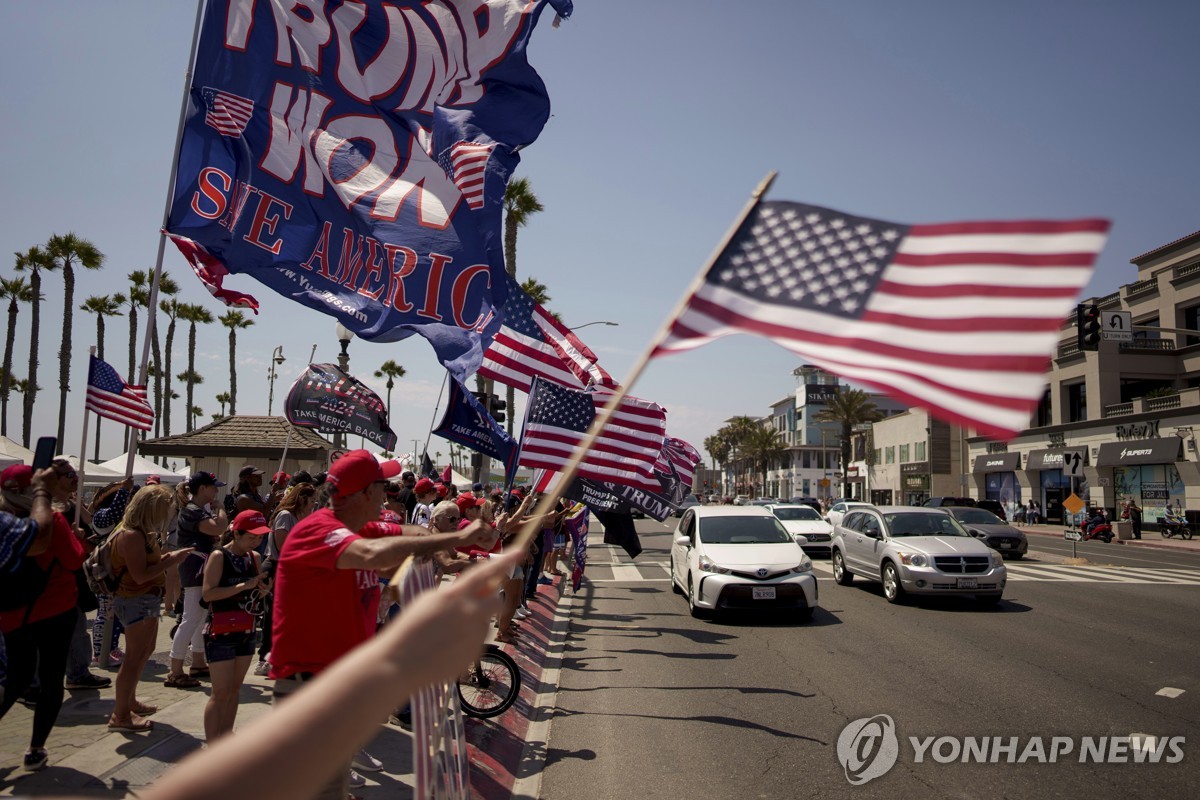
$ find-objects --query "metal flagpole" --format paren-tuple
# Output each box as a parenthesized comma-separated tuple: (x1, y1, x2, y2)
(501, 172, 778, 555)
(124, 0, 209, 478)
(74, 348, 95, 529)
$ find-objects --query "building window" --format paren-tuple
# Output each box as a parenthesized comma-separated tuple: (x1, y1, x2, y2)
(899, 444, 910, 462)
(1184, 304, 1200, 347)
(1067, 381, 1087, 423)
(874, 448, 881, 464)
(915, 441, 926, 461)
(1033, 388, 1052, 428)
(885, 446, 895, 464)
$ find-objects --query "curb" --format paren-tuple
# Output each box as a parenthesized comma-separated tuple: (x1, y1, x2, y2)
(1020, 525, 1200, 554)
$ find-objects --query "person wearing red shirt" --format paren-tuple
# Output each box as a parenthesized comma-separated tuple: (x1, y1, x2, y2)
(269, 450, 494, 800)
(0, 461, 88, 771)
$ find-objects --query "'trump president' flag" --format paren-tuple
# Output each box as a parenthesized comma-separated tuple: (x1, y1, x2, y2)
(166, 0, 571, 380)
(653, 200, 1110, 439)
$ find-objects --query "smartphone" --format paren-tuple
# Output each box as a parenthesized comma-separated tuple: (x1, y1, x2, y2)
(31, 436, 57, 470)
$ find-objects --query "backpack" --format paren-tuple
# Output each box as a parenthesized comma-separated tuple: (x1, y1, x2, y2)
(82, 532, 122, 598)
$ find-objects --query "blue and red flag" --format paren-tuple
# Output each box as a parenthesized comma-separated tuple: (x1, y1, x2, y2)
(166, 0, 571, 380)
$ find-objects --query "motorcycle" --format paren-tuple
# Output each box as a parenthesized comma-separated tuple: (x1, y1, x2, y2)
(1078, 517, 1114, 543)
(1160, 514, 1194, 540)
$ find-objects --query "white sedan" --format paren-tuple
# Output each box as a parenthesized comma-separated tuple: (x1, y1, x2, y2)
(670, 506, 818, 621)
(825, 500, 873, 528)
(766, 504, 834, 557)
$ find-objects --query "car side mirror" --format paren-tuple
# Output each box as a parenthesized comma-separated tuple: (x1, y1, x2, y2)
(674, 535, 691, 547)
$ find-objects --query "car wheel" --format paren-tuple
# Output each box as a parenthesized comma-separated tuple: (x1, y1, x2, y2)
(687, 575, 708, 619)
(1007, 552, 1023, 561)
(975, 594, 1003, 607)
(832, 550, 853, 586)
(881, 562, 905, 604)
(670, 555, 683, 594)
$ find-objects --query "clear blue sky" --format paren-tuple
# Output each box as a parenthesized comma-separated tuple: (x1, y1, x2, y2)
(2, 1, 1198, 468)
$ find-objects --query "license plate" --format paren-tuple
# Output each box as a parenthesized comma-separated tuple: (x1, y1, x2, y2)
(999, 541, 1011, 549)
(752, 587, 777, 600)
(957, 578, 978, 589)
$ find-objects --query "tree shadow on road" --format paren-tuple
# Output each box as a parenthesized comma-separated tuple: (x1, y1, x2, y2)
(551, 706, 826, 744)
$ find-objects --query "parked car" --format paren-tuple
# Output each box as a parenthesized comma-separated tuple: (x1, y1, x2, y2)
(944, 507, 1027, 559)
(672, 494, 702, 517)
(973, 499, 1007, 521)
(749, 497, 777, 506)
(733, 495, 750, 506)
(831, 506, 1006, 605)
(670, 506, 818, 621)
(923, 496, 976, 508)
(788, 497, 824, 513)
(825, 500, 873, 528)
(767, 504, 834, 557)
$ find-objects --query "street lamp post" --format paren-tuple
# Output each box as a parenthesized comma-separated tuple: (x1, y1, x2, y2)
(266, 346, 286, 416)
(334, 323, 354, 449)
(568, 320, 618, 330)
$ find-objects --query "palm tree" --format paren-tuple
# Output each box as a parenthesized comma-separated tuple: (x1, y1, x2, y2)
(191, 405, 204, 427)
(742, 425, 787, 496)
(177, 369, 205, 431)
(13, 245, 56, 446)
(814, 389, 882, 500)
(149, 273, 179, 439)
(177, 303, 213, 431)
(0, 277, 35, 439)
(160, 298, 182, 437)
(10, 378, 38, 441)
(215, 391, 231, 417)
(81, 294, 126, 459)
(218, 310, 254, 415)
(374, 359, 406, 424)
(124, 270, 149, 383)
(47, 233, 105, 446)
(715, 416, 759, 494)
(502, 177, 544, 436)
(703, 433, 731, 472)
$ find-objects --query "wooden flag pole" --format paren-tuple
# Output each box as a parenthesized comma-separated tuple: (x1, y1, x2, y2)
(505, 172, 778, 554)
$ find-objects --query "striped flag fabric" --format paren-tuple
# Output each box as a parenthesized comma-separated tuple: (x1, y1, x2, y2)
(652, 200, 1110, 439)
(479, 274, 616, 393)
(656, 437, 702, 490)
(439, 141, 495, 211)
(516, 377, 666, 491)
(201, 87, 254, 138)
(85, 355, 154, 431)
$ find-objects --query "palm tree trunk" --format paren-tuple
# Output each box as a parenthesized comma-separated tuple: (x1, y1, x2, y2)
(22, 272, 40, 448)
(1, 297, 17, 438)
(228, 328, 237, 416)
(57, 264, 75, 446)
(505, 384, 515, 437)
(94, 317, 106, 460)
(127, 306, 138, 384)
(163, 319, 175, 437)
(504, 209, 518, 277)
(186, 323, 197, 432)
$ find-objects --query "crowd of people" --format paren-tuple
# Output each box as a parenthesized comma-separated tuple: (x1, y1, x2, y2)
(0, 449, 580, 795)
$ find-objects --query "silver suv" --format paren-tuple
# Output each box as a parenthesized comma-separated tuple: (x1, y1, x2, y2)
(831, 506, 1007, 605)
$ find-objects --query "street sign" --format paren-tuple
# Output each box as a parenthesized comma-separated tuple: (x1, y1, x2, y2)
(328, 449, 347, 467)
(1102, 310, 1132, 342)
(1064, 529, 1083, 542)
(1063, 449, 1084, 477)
(1062, 492, 1085, 516)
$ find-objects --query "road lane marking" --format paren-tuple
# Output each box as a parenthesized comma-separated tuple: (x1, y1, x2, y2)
(610, 564, 643, 582)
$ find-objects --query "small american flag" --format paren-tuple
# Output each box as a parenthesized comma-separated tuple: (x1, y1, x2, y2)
(167, 233, 260, 312)
(479, 274, 616, 393)
(438, 141, 495, 210)
(201, 87, 254, 138)
(653, 200, 1110, 439)
(85, 355, 154, 431)
(516, 378, 665, 491)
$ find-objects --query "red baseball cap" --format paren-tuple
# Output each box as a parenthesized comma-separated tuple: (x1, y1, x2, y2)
(1, 464, 32, 491)
(413, 478, 436, 496)
(145, 475, 161, 486)
(436, 483, 449, 499)
(326, 450, 402, 496)
(231, 509, 272, 536)
(456, 493, 486, 516)
(271, 471, 290, 485)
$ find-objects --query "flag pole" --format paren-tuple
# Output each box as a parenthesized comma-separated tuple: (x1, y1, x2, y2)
(506, 172, 778, 552)
(74, 349, 96, 529)
(124, 0, 209, 478)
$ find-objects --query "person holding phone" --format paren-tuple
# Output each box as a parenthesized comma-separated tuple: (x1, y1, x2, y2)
(109, 485, 193, 731)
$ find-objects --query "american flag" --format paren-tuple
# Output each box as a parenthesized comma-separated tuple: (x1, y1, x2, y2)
(656, 437, 702, 489)
(516, 378, 666, 491)
(85, 355, 154, 431)
(438, 141, 495, 211)
(201, 87, 254, 138)
(479, 274, 615, 392)
(653, 201, 1110, 439)
(167, 233, 260, 312)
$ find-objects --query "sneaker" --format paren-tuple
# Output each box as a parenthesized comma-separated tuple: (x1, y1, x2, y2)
(347, 769, 366, 788)
(65, 673, 112, 690)
(537, 576, 553, 585)
(22, 748, 48, 772)
(514, 608, 531, 620)
(108, 648, 125, 667)
(352, 749, 383, 772)
(253, 660, 271, 677)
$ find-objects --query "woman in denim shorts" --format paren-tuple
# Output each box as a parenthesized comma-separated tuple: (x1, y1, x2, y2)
(201, 510, 269, 742)
(109, 486, 192, 731)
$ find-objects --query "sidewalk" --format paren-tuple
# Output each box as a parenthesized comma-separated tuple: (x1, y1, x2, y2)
(0, 577, 570, 799)
(1019, 523, 1200, 553)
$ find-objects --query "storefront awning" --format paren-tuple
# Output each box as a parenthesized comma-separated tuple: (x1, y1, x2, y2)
(1025, 449, 1085, 471)
(972, 452, 1021, 473)
(1096, 438, 1182, 467)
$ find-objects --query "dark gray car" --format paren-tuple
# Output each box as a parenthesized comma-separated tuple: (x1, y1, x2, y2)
(945, 507, 1028, 559)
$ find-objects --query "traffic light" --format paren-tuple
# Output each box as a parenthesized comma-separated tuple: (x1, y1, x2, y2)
(489, 394, 507, 424)
(472, 390, 489, 408)
(1076, 304, 1102, 351)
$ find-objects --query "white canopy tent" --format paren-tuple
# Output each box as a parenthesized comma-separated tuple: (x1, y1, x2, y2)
(0, 436, 34, 470)
(53, 455, 125, 486)
(97, 452, 174, 483)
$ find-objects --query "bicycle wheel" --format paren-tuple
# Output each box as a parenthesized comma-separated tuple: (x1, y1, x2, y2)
(458, 645, 521, 719)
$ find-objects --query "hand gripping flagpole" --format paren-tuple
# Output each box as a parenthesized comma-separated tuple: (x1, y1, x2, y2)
(505, 172, 778, 554)
(124, 0, 209, 478)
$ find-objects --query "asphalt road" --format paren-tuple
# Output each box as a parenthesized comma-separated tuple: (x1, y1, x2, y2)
(540, 519, 1200, 799)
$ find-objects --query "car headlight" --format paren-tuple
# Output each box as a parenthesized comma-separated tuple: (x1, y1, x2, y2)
(791, 559, 813, 573)
(698, 557, 730, 574)
(896, 552, 927, 567)
(991, 551, 1005, 567)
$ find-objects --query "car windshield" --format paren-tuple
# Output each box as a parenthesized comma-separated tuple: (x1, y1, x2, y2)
(883, 512, 971, 538)
(773, 506, 823, 521)
(951, 508, 1003, 525)
(699, 516, 793, 545)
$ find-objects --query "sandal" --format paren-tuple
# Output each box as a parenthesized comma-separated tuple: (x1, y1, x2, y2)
(108, 714, 153, 732)
(165, 673, 201, 688)
(131, 701, 159, 716)
(188, 666, 210, 678)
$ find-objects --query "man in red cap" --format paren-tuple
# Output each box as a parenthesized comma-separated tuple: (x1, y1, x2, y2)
(410, 478, 437, 527)
(269, 450, 494, 800)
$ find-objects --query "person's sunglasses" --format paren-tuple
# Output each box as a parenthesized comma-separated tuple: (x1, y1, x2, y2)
(57, 469, 77, 479)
